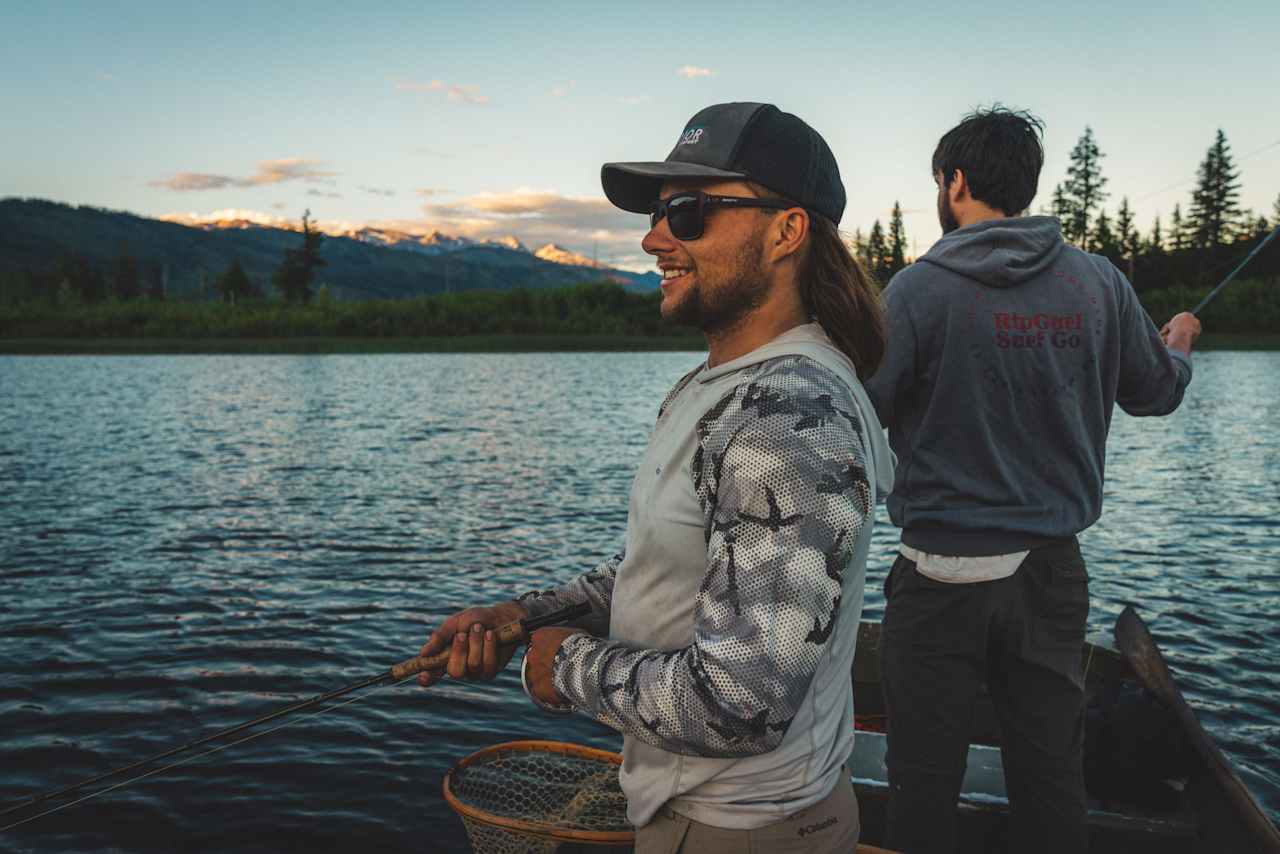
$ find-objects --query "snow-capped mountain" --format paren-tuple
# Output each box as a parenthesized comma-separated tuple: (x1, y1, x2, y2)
(533, 243, 599, 267)
(155, 211, 656, 289)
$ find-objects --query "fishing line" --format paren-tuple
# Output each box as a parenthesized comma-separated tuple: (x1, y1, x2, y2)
(1135, 137, 1280, 202)
(0, 674, 416, 834)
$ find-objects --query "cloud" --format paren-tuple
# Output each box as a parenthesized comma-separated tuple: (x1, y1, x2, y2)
(617, 95, 651, 105)
(271, 202, 288, 210)
(396, 78, 489, 105)
(677, 65, 713, 79)
(151, 173, 238, 191)
(307, 189, 343, 198)
(395, 79, 445, 92)
(415, 187, 449, 197)
(248, 158, 336, 186)
(550, 80, 576, 97)
(149, 158, 337, 192)
(359, 186, 396, 197)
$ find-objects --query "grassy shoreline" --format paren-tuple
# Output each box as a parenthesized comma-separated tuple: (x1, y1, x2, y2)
(0, 332, 1275, 355)
(0, 334, 709, 355)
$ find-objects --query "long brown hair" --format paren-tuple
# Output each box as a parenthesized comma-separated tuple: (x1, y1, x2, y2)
(798, 215, 887, 378)
(749, 181, 885, 377)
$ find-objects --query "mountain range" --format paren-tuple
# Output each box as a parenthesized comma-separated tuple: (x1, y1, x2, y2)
(0, 198, 659, 299)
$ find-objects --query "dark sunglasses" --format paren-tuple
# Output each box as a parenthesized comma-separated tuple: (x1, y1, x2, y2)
(648, 191, 797, 240)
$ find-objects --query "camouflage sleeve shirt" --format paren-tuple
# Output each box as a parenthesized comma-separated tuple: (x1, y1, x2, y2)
(539, 357, 872, 758)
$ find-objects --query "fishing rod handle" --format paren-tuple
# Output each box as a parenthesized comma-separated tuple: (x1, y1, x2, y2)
(390, 619, 526, 679)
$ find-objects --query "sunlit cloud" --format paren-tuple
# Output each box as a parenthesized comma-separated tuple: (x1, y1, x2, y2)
(151, 173, 238, 191)
(359, 186, 396, 197)
(395, 78, 490, 105)
(149, 158, 337, 192)
(415, 187, 450, 197)
(677, 65, 713, 79)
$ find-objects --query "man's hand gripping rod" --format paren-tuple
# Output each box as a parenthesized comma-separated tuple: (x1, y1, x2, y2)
(390, 601, 590, 679)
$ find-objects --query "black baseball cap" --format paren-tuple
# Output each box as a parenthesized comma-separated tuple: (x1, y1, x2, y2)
(601, 102, 846, 225)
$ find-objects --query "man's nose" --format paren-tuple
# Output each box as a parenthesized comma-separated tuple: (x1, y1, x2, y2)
(641, 216, 676, 256)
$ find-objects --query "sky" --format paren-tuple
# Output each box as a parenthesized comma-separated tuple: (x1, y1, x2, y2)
(3, 0, 1279, 271)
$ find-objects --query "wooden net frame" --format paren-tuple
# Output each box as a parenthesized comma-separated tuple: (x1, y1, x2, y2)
(443, 740, 634, 851)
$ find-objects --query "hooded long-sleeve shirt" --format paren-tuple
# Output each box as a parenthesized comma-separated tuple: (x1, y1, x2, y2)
(864, 215, 1191, 557)
(516, 323, 894, 829)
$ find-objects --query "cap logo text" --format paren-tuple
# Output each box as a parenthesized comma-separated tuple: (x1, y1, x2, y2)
(677, 127, 705, 146)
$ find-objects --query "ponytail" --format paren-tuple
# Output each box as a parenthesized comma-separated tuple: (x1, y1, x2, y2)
(798, 215, 886, 378)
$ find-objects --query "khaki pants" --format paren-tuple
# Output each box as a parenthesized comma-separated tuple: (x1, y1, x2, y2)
(636, 771, 860, 854)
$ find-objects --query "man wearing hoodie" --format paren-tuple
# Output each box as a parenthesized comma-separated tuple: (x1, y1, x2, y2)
(417, 103, 894, 853)
(865, 106, 1201, 854)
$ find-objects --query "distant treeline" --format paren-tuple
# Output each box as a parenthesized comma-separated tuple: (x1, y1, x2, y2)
(0, 282, 698, 340)
(1, 277, 1276, 341)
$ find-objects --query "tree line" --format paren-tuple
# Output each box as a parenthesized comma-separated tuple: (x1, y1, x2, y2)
(844, 127, 1279, 295)
(0, 281, 699, 340)
(0, 209, 329, 308)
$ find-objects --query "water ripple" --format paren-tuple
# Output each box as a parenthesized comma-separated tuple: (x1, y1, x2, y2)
(0, 350, 1277, 852)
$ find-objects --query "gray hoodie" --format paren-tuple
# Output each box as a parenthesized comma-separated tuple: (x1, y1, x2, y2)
(865, 216, 1191, 556)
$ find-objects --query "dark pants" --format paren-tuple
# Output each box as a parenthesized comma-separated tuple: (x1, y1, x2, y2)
(881, 539, 1090, 854)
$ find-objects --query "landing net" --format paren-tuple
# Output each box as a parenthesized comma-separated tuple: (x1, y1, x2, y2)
(443, 740, 633, 853)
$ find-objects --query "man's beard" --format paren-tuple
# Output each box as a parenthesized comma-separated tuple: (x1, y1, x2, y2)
(662, 239, 771, 334)
(938, 189, 960, 234)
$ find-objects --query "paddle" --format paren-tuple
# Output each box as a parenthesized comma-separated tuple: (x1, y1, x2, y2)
(1114, 605, 1280, 852)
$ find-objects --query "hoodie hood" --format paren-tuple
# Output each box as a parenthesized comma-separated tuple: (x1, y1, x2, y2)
(920, 215, 1064, 288)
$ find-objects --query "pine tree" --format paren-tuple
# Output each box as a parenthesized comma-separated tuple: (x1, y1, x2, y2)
(1062, 127, 1108, 247)
(1114, 198, 1140, 282)
(1273, 193, 1280, 225)
(1189, 129, 1241, 249)
(215, 258, 254, 305)
(847, 228, 869, 269)
(867, 220, 889, 283)
(1091, 210, 1120, 258)
(1169, 204, 1187, 252)
(273, 210, 326, 303)
(1247, 214, 1270, 240)
(1117, 198, 1140, 257)
(1147, 216, 1165, 255)
(888, 201, 908, 275)
(1049, 183, 1075, 227)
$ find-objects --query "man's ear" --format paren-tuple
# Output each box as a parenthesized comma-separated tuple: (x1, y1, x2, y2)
(949, 169, 969, 205)
(767, 207, 810, 264)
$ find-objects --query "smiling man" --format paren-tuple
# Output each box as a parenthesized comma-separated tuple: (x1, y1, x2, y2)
(417, 103, 893, 853)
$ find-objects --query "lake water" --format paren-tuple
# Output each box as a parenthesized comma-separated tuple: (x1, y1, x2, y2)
(1, 351, 1277, 852)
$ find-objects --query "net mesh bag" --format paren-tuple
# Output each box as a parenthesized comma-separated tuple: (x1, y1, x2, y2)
(443, 740, 634, 853)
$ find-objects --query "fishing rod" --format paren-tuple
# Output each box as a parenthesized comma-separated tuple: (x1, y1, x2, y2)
(1, 600, 590, 827)
(1191, 224, 1280, 316)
